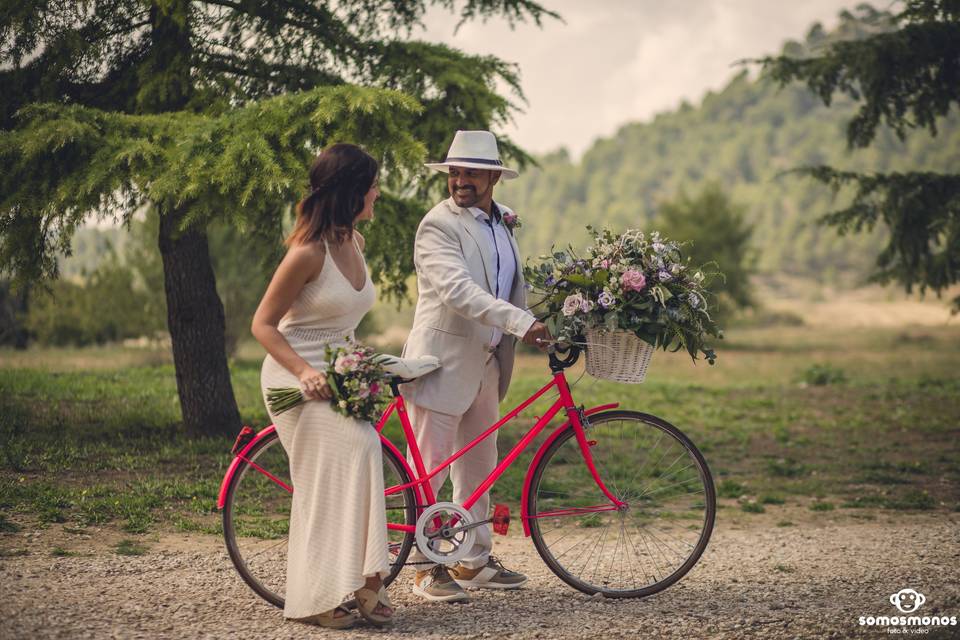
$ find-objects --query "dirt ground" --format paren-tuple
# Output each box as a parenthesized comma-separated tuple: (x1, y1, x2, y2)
(3, 507, 959, 639)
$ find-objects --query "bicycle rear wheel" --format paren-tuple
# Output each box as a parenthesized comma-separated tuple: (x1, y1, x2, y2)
(527, 410, 715, 598)
(222, 429, 416, 607)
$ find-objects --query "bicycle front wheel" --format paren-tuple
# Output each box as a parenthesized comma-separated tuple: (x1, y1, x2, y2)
(222, 429, 417, 608)
(527, 410, 715, 598)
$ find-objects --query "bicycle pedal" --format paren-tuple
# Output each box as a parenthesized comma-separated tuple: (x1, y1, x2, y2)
(492, 504, 510, 535)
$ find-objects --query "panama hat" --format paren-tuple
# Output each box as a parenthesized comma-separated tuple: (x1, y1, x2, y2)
(424, 130, 519, 180)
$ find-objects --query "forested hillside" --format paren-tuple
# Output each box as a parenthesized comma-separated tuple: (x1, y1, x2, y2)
(500, 9, 960, 283)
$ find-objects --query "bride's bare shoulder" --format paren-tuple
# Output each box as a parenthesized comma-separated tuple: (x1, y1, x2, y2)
(283, 240, 326, 280)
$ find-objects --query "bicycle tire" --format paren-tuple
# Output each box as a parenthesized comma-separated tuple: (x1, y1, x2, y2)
(222, 430, 417, 608)
(527, 410, 716, 598)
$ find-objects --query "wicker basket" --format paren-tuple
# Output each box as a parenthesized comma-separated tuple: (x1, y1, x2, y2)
(584, 328, 655, 384)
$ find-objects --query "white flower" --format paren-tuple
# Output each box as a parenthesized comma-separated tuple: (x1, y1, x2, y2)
(338, 400, 348, 409)
(562, 293, 584, 316)
(334, 353, 360, 375)
(688, 293, 701, 309)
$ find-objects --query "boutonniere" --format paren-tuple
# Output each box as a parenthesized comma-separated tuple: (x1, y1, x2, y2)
(502, 212, 521, 231)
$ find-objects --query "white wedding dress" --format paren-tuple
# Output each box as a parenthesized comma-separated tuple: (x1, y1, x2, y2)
(260, 237, 388, 619)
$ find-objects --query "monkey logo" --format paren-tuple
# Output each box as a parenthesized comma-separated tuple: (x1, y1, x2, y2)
(890, 588, 926, 614)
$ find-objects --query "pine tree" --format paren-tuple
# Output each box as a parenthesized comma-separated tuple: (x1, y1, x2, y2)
(655, 183, 756, 323)
(0, 0, 558, 436)
(756, 0, 960, 309)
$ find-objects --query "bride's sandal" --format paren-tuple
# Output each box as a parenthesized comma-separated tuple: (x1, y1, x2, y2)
(298, 605, 358, 629)
(354, 586, 394, 626)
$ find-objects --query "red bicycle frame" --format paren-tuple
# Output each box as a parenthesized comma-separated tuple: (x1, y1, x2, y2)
(218, 368, 622, 538)
(373, 368, 622, 537)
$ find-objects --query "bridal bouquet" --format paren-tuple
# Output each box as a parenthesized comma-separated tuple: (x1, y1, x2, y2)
(266, 341, 396, 423)
(524, 227, 722, 363)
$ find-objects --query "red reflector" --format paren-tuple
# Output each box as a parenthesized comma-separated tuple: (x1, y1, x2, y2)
(231, 426, 256, 455)
(492, 503, 510, 536)
(587, 440, 597, 447)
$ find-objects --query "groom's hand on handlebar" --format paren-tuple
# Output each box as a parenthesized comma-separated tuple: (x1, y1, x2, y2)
(522, 322, 552, 352)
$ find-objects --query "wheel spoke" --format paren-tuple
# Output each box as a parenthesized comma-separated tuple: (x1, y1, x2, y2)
(529, 413, 715, 597)
(224, 435, 416, 609)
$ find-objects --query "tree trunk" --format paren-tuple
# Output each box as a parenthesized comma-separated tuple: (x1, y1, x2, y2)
(158, 205, 241, 437)
(144, 1, 240, 438)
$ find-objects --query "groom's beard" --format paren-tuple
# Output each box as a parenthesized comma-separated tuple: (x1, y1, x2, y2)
(452, 186, 477, 206)
(452, 183, 491, 208)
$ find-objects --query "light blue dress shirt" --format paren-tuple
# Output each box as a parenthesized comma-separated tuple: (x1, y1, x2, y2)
(470, 205, 517, 348)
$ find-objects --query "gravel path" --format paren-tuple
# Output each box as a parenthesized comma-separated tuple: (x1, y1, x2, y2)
(3, 512, 959, 639)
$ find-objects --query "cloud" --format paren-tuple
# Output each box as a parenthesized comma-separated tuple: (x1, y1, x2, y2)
(417, 0, 852, 157)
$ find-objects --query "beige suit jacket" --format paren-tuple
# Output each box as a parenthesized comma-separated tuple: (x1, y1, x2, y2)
(401, 197, 535, 415)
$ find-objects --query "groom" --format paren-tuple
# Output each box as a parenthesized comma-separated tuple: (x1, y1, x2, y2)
(402, 130, 551, 602)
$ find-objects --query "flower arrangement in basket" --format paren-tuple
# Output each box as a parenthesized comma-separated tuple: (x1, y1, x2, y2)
(523, 227, 722, 382)
(266, 341, 396, 423)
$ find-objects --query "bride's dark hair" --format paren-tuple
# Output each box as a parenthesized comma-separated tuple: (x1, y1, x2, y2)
(286, 143, 379, 247)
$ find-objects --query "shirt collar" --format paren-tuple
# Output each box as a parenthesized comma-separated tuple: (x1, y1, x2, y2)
(471, 202, 502, 224)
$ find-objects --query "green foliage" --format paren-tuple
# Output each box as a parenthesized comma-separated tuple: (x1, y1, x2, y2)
(800, 363, 848, 386)
(0, 86, 426, 284)
(758, 1, 960, 309)
(0, 0, 558, 297)
(24, 249, 165, 347)
(498, 6, 960, 291)
(655, 183, 756, 322)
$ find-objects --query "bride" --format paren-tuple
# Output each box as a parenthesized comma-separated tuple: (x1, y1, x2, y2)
(251, 143, 394, 628)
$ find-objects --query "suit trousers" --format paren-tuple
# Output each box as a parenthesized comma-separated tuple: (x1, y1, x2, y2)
(407, 355, 500, 570)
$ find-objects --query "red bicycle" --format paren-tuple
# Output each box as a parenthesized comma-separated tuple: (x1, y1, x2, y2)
(219, 342, 715, 606)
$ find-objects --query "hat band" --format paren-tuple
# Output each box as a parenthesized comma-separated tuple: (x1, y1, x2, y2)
(443, 156, 503, 166)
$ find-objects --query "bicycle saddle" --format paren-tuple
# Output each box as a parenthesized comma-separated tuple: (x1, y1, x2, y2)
(375, 354, 441, 380)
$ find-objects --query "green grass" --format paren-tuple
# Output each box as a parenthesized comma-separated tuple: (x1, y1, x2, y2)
(740, 502, 765, 513)
(113, 539, 149, 556)
(0, 514, 21, 533)
(1, 324, 959, 536)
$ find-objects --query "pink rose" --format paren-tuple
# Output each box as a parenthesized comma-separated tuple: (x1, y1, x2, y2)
(620, 269, 647, 292)
(562, 293, 584, 316)
(334, 352, 360, 374)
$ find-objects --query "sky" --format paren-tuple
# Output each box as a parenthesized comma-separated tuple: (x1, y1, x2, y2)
(417, 0, 855, 158)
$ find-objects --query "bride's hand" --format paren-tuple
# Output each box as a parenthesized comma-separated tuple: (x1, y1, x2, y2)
(299, 366, 333, 400)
